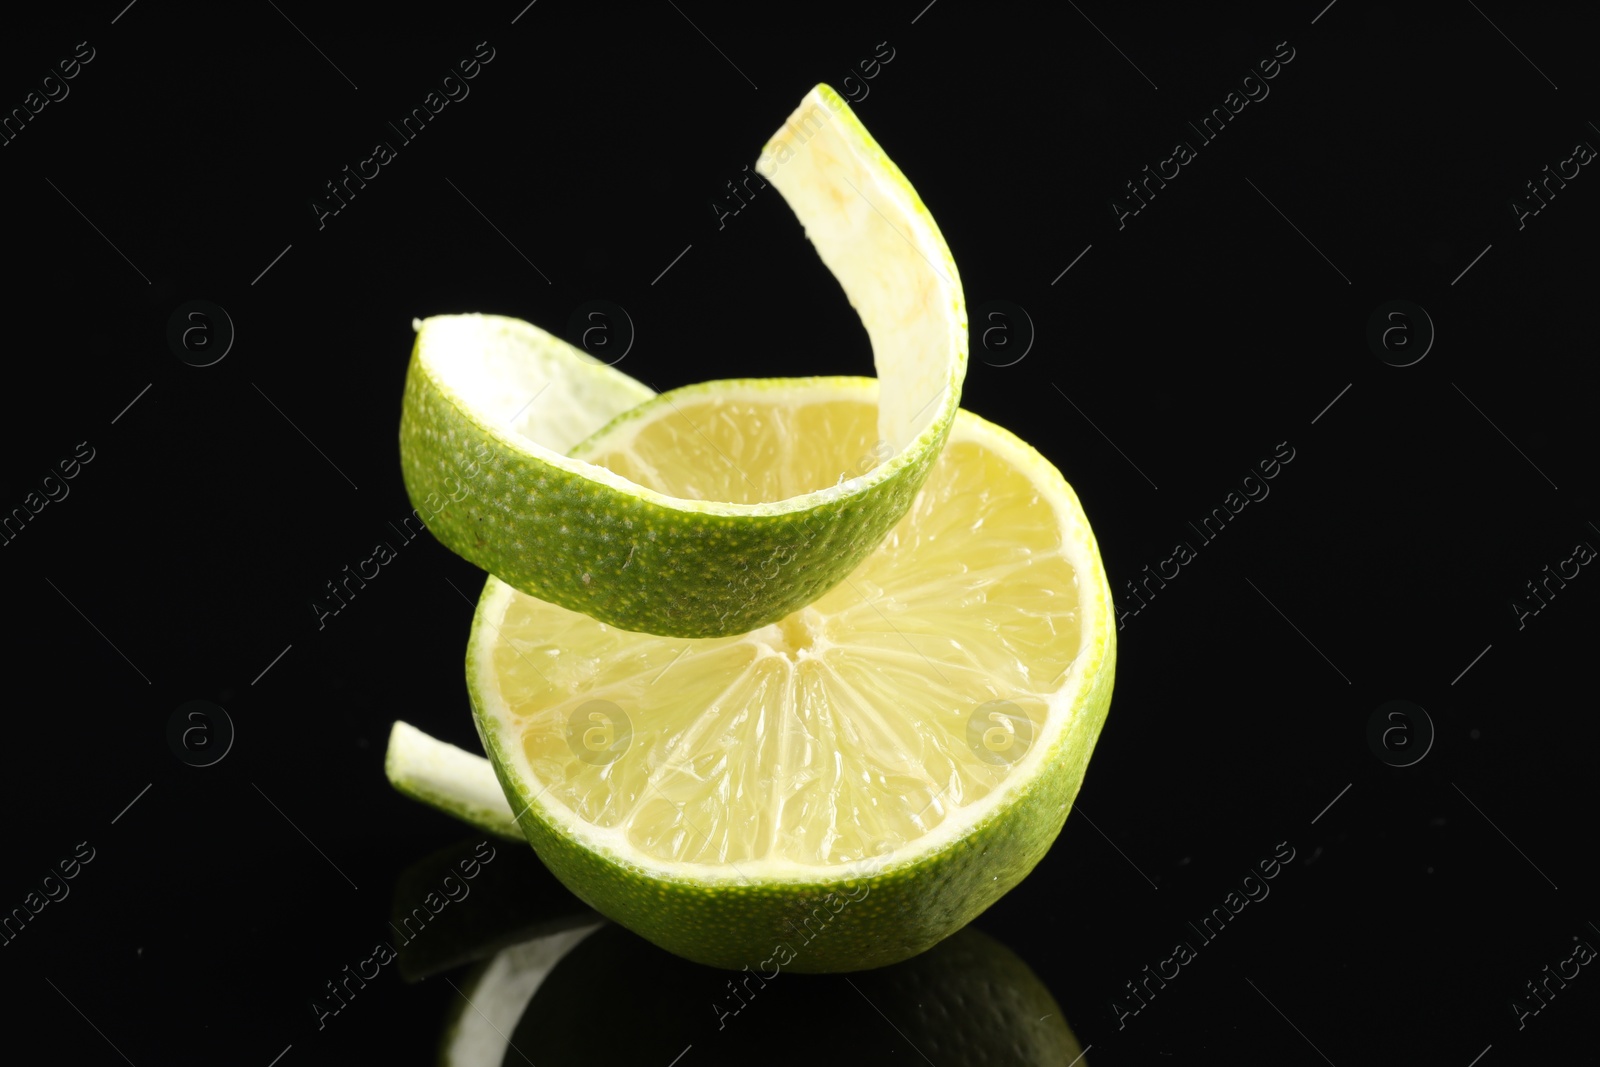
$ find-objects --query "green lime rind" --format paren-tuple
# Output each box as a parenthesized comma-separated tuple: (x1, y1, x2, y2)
(385, 720, 525, 844)
(400, 85, 965, 640)
(401, 348, 954, 639)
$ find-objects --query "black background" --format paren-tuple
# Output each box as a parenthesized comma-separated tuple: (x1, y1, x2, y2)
(2, 2, 1596, 1064)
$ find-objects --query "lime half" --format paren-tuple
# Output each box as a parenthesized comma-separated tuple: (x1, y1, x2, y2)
(460, 387, 1114, 971)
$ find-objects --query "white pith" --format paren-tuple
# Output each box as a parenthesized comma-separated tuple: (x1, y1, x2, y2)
(385, 721, 522, 841)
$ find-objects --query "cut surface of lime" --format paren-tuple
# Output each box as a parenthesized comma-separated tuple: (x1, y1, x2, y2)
(467, 383, 1116, 970)
(400, 85, 965, 638)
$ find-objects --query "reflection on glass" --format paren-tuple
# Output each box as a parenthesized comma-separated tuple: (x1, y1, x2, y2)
(437, 922, 1086, 1067)
(391, 836, 598, 983)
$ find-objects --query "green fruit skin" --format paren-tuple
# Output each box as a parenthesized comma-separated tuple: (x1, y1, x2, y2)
(469, 581, 1116, 974)
(401, 360, 949, 639)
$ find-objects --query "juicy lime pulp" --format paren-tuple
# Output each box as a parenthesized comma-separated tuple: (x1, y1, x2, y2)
(468, 382, 1116, 970)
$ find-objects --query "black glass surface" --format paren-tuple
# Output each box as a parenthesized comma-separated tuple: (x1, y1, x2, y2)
(2, 3, 1595, 1064)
